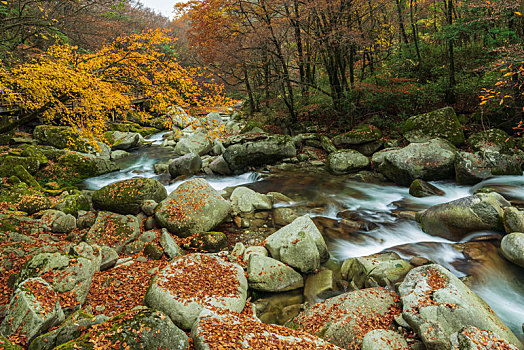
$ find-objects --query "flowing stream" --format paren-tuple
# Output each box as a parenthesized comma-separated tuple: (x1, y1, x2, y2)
(83, 132, 524, 341)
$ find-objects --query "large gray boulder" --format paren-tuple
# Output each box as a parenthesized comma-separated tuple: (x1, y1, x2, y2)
(501, 232, 524, 267)
(16, 246, 100, 307)
(169, 153, 202, 177)
(174, 132, 212, 156)
(247, 255, 304, 292)
(230, 186, 272, 214)
(85, 211, 140, 252)
(265, 215, 329, 270)
(455, 151, 522, 185)
(326, 149, 370, 175)
(92, 178, 167, 215)
(223, 135, 296, 171)
(109, 131, 140, 150)
(291, 288, 401, 349)
(332, 125, 382, 147)
(420, 192, 510, 240)
(399, 264, 522, 349)
(376, 139, 457, 186)
(52, 308, 188, 350)
(0, 278, 64, 345)
(144, 254, 247, 330)
(468, 128, 515, 154)
(155, 178, 231, 237)
(402, 107, 465, 146)
(40, 210, 76, 233)
(191, 310, 343, 350)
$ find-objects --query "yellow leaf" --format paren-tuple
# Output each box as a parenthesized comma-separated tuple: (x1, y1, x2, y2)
(516, 11, 522, 16)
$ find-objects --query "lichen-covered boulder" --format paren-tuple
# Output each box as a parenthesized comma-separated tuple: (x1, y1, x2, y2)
(92, 178, 167, 215)
(106, 131, 140, 150)
(503, 207, 524, 233)
(501, 232, 524, 268)
(326, 149, 370, 175)
(376, 139, 457, 186)
(399, 264, 521, 349)
(265, 215, 329, 267)
(155, 178, 231, 237)
(16, 246, 100, 307)
(28, 310, 109, 350)
(0, 278, 64, 345)
(144, 254, 247, 330)
(33, 125, 88, 151)
(56, 152, 118, 181)
(291, 288, 401, 349)
(345, 252, 413, 289)
(51, 193, 90, 216)
(402, 107, 465, 146)
(420, 192, 510, 240)
(332, 125, 382, 147)
(0, 155, 40, 177)
(468, 128, 515, 154)
(191, 310, 343, 350)
(168, 153, 202, 177)
(40, 210, 76, 233)
(85, 211, 140, 252)
(247, 255, 304, 292)
(54, 308, 188, 350)
(455, 151, 522, 185)
(230, 186, 272, 213)
(223, 135, 296, 172)
(174, 132, 213, 156)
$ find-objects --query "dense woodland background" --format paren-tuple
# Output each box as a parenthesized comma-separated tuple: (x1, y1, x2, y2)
(1, 0, 524, 135)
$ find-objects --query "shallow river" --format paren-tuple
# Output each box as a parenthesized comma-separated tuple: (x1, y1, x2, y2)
(83, 132, 524, 341)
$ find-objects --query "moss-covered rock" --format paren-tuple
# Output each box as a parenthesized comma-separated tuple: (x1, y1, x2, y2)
(92, 178, 167, 215)
(402, 107, 465, 146)
(21, 145, 49, 165)
(55, 152, 118, 181)
(0, 155, 40, 176)
(52, 193, 90, 216)
(240, 120, 267, 134)
(467, 129, 515, 154)
(332, 125, 382, 147)
(13, 165, 41, 188)
(0, 335, 24, 349)
(28, 310, 109, 350)
(409, 179, 445, 197)
(55, 308, 188, 350)
(33, 125, 90, 151)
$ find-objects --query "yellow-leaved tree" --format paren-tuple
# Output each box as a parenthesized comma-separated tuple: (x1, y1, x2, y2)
(0, 29, 232, 145)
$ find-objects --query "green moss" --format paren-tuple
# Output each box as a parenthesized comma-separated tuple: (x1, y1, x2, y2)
(109, 122, 159, 137)
(402, 107, 465, 146)
(0, 335, 24, 349)
(0, 155, 40, 177)
(241, 120, 267, 134)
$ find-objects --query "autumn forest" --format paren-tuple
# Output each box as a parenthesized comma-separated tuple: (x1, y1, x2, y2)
(0, 0, 524, 349)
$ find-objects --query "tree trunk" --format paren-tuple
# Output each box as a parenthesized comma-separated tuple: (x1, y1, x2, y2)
(445, 0, 456, 103)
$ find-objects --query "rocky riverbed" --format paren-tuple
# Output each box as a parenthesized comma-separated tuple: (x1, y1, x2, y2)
(0, 107, 523, 349)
